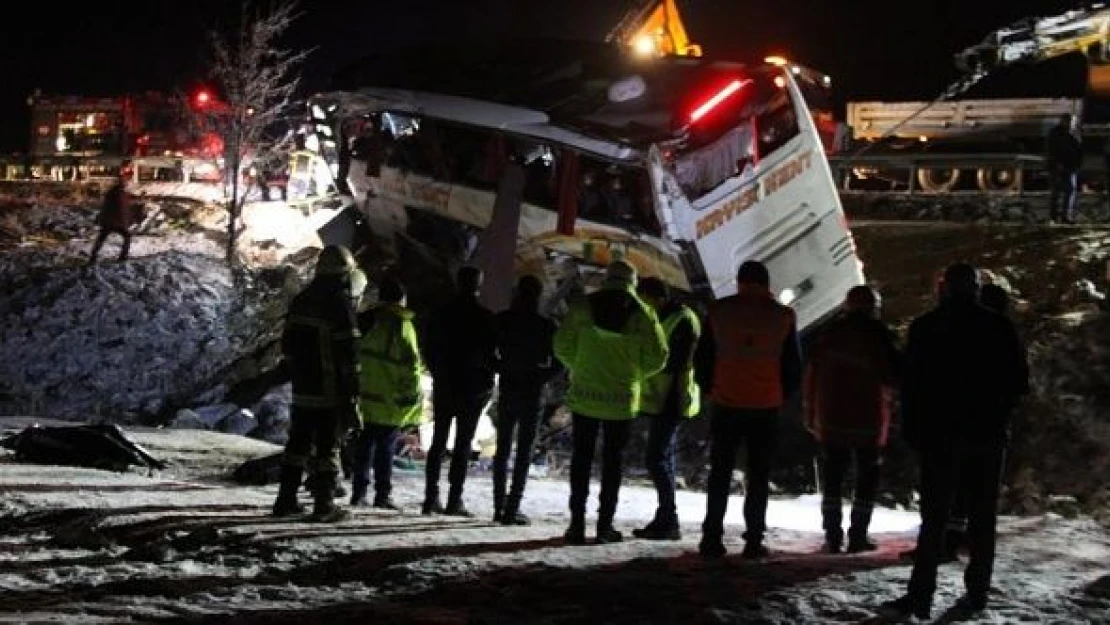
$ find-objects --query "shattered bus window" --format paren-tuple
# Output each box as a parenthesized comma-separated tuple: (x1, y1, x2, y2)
(675, 124, 756, 198)
(756, 93, 801, 159)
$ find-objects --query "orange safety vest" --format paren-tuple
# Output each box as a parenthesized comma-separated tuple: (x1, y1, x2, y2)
(708, 285, 795, 409)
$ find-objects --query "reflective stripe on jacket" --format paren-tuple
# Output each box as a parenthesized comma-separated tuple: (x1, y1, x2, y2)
(640, 305, 702, 418)
(554, 283, 668, 420)
(357, 303, 424, 427)
(707, 286, 795, 409)
(282, 277, 361, 410)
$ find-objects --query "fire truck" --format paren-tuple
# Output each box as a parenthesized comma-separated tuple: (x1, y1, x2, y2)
(5, 91, 225, 183)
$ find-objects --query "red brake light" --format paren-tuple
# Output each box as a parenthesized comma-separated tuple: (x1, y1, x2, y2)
(689, 79, 751, 124)
(195, 90, 212, 106)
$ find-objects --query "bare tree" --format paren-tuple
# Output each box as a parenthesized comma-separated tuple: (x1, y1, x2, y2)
(208, 0, 310, 264)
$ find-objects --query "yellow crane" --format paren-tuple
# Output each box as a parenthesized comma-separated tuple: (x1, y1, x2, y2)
(607, 0, 702, 58)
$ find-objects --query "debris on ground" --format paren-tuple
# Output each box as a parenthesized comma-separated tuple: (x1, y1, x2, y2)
(0, 423, 166, 471)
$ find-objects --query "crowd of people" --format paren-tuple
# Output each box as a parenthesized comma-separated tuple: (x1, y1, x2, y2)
(273, 244, 1029, 619)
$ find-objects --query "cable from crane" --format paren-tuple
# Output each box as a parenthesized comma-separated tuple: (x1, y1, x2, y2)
(840, 67, 993, 164)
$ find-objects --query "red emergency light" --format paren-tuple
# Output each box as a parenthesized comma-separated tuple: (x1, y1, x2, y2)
(194, 89, 212, 107)
(689, 79, 751, 124)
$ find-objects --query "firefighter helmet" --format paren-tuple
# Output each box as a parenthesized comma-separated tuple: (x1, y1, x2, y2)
(316, 245, 356, 278)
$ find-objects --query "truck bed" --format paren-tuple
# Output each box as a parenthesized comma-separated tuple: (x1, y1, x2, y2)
(848, 98, 1082, 142)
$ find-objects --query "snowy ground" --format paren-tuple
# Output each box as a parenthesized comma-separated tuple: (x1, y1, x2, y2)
(1, 421, 1107, 624)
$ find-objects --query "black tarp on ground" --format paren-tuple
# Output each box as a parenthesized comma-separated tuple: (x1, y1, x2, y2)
(0, 424, 166, 472)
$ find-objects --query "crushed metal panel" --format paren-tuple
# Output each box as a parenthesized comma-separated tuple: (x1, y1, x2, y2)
(474, 162, 527, 313)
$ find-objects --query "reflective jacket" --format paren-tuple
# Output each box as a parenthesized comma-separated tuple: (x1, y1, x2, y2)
(804, 312, 901, 447)
(554, 282, 668, 420)
(281, 276, 361, 410)
(357, 303, 425, 427)
(640, 304, 702, 418)
(696, 285, 801, 410)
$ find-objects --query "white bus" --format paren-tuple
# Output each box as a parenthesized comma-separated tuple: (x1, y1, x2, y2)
(310, 44, 863, 329)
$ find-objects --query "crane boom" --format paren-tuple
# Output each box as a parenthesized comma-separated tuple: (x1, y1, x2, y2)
(956, 4, 1110, 73)
(607, 0, 702, 58)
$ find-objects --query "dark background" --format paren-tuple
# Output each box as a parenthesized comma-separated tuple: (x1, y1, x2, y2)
(0, 0, 1080, 151)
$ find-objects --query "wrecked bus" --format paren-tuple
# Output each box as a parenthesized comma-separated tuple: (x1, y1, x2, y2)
(309, 43, 863, 329)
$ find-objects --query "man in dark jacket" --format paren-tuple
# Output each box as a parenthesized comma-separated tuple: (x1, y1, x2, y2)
(804, 285, 901, 554)
(273, 245, 363, 522)
(633, 277, 701, 541)
(89, 177, 140, 264)
(491, 275, 559, 525)
(421, 265, 498, 516)
(883, 263, 1029, 619)
(1046, 114, 1082, 224)
(695, 260, 803, 559)
(939, 282, 1012, 556)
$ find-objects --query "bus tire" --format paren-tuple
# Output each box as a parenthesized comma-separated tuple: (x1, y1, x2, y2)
(976, 167, 1022, 192)
(917, 168, 960, 193)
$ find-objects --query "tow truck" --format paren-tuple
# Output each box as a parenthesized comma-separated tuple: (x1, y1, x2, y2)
(843, 3, 1110, 195)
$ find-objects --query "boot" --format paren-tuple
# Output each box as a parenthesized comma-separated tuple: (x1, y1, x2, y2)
(272, 465, 305, 518)
(846, 537, 878, 554)
(350, 479, 370, 507)
(741, 541, 770, 560)
(500, 499, 530, 525)
(633, 516, 680, 541)
(500, 510, 531, 526)
(422, 497, 445, 516)
(596, 524, 624, 544)
(564, 517, 587, 545)
(444, 489, 472, 517)
(373, 497, 403, 512)
(698, 534, 727, 558)
(879, 594, 931, 620)
(310, 472, 350, 523)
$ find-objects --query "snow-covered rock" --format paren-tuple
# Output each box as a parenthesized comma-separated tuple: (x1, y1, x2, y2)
(192, 404, 241, 428)
(169, 409, 208, 430)
(216, 408, 257, 437)
(0, 250, 290, 422)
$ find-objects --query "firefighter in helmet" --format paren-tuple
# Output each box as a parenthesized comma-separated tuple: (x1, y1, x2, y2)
(273, 245, 363, 522)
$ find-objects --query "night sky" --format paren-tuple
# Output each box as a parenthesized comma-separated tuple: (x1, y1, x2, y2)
(0, 0, 1080, 151)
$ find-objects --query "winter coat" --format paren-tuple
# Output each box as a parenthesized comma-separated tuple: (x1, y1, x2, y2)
(357, 303, 424, 428)
(494, 301, 559, 391)
(97, 183, 139, 231)
(554, 282, 668, 420)
(422, 293, 498, 396)
(1046, 125, 1082, 171)
(640, 303, 701, 418)
(804, 312, 902, 447)
(281, 275, 361, 411)
(901, 296, 1029, 447)
(695, 285, 802, 410)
